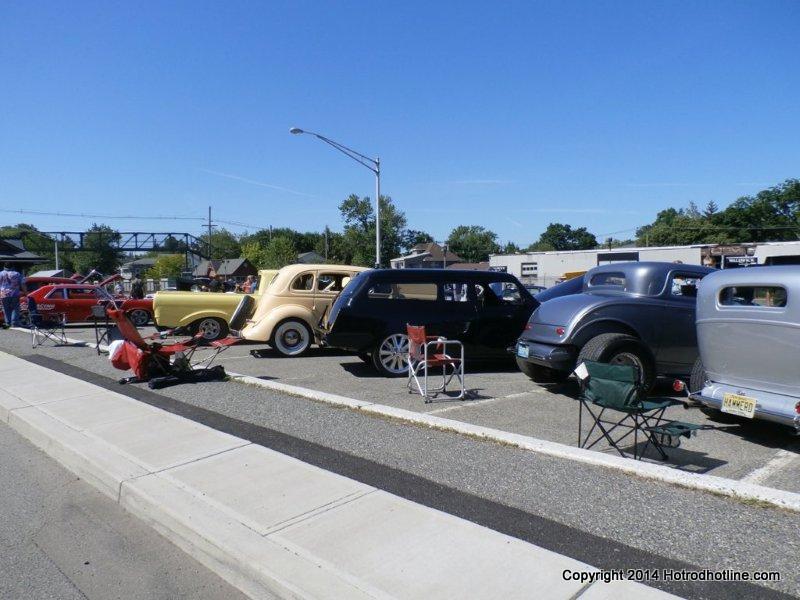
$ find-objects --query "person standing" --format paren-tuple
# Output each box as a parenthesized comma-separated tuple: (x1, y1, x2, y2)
(242, 275, 254, 294)
(0, 263, 26, 327)
(130, 275, 144, 299)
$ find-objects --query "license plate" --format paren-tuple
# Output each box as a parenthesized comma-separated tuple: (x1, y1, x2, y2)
(721, 392, 756, 419)
(516, 343, 529, 359)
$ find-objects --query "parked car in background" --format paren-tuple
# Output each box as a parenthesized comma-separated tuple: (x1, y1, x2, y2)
(532, 275, 585, 303)
(240, 264, 368, 356)
(524, 284, 547, 294)
(515, 262, 714, 390)
(25, 283, 154, 326)
(322, 269, 538, 376)
(153, 269, 278, 340)
(690, 266, 800, 433)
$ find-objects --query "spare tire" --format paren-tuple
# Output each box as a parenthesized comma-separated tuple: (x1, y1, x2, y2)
(577, 333, 656, 392)
(689, 356, 706, 394)
(229, 295, 256, 331)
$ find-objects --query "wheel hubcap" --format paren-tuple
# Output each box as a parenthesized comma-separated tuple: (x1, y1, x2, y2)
(275, 322, 309, 355)
(199, 320, 221, 339)
(379, 334, 409, 374)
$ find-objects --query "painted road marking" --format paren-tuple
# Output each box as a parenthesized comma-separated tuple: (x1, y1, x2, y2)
(741, 449, 799, 485)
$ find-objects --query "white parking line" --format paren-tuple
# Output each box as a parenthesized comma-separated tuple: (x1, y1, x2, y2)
(428, 390, 542, 415)
(740, 449, 799, 485)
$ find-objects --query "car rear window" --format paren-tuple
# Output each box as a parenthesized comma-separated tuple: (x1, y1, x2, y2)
(589, 272, 626, 287)
(367, 282, 437, 301)
(719, 286, 787, 308)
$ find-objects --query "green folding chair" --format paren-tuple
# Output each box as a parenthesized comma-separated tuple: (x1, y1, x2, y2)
(576, 360, 703, 460)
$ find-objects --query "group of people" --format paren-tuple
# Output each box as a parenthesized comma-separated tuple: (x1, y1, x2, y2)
(205, 269, 256, 294)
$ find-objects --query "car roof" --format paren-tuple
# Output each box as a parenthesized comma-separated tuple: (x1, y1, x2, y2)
(360, 268, 521, 283)
(584, 261, 715, 295)
(699, 265, 800, 287)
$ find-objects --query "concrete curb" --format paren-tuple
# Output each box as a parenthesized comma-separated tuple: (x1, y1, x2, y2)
(228, 371, 800, 513)
(11, 327, 800, 512)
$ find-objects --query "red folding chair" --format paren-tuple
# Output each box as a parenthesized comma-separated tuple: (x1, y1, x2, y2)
(406, 324, 465, 403)
(107, 309, 239, 387)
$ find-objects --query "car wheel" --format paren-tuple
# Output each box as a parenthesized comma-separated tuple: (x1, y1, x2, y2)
(270, 319, 312, 357)
(577, 333, 655, 392)
(372, 333, 409, 377)
(127, 309, 151, 327)
(357, 352, 372, 364)
(18, 312, 30, 328)
(689, 356, 706, 394)
(193, 317, 228, 341)
(515, 357, 569, 383)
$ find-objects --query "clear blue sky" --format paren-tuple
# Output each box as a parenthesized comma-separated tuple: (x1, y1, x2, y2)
(2, 1, 798, 246)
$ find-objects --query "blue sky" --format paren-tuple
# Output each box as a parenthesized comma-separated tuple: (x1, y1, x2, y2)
(2, 1, 798, 246)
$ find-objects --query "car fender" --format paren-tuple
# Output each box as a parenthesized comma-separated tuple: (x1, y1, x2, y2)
(570, 318, 641, 348)
(168, 309, 232, 329)
(241, 303, 316, 342)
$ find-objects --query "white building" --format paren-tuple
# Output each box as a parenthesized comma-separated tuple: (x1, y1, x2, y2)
(490, 241, 800, 286)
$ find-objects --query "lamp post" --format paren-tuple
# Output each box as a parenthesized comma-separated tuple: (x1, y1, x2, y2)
(290, 127, 382, 268)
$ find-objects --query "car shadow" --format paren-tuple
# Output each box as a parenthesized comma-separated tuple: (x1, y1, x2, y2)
(250, 347, 355, 359)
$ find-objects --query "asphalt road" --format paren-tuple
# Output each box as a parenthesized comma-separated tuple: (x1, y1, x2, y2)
(1, 326, 798, 598)
(0, 419, 251, 600)
(33, 324, 800, 493)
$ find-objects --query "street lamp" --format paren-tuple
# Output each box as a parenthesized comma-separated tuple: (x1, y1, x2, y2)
(290, 127, 382, 268)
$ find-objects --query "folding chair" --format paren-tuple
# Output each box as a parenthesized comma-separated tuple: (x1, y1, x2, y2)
(107, 309, 240, 388)
(27, 298, 69, 348)
(406, 324, 465, 403)
(576, 360, 705, 461)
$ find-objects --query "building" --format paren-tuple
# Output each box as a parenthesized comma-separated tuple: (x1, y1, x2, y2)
(193, 258, 258, 282)
(446, 261, 490, 271)
(489, 241, 800, 287)
(297, 251, 326, 264)
(120, 256, 160, 279)
(390, 243, 462, 269)
(0, 238, 46, 273)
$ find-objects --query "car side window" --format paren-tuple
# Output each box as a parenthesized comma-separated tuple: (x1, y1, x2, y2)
(67, 287, 95, 299)
(487, 281, 524, 306)
(317, 273, 348, 293)
(291, 273, 315, 291)
(719, 285, 787, 308)
(45, 288, 65, 299)
(367, 282, 437, 300)
(669, 273, 702, 298)
(442, 283, 469, 302)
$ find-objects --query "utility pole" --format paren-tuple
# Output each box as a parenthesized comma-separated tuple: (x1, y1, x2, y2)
(207, 206, 213, 259)
(324, 226, 329, 261)
(54, 239, 59, 271)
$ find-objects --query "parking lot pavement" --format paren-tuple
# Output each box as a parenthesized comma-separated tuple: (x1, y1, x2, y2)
(2, 328, 800, 598)
(23, 324, 800, 495)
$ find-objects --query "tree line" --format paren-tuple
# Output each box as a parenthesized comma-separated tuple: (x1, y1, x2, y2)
(2, 179, 798, 276)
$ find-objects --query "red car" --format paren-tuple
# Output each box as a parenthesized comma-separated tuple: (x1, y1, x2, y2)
(26, 284, 154, 326)
(0, 276, 77, 325)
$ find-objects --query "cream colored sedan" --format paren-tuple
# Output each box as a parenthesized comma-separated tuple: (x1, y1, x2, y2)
(240, 263, 368, 356)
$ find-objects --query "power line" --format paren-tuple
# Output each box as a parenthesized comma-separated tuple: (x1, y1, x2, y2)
(0, 208, 204, 221)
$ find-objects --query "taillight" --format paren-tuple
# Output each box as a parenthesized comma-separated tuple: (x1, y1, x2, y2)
(555, 327, 565, 336)
(673, 380, 686, 393)
(524, 323, 533, 330)
(795, 401, 800, 415)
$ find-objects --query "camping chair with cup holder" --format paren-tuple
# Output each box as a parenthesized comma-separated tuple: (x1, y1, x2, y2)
(406, 324, 465, 403)
(106, 309, 240, 389)
(27, 297, 69, 348)
(575, 360, 707, 461)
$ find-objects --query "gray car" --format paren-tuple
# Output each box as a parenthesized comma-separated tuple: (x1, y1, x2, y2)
(690, 266, 800, 433)
(515, 262, 714, 390)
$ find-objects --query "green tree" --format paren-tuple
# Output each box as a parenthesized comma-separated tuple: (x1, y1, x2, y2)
(446, 226, 501, 262)
(70, 224, 124, 275)
(400, 229, 434, 253)
(145, 255, 185, 279)
(502, 241, 521, 254)
(195, 228, 241, 259)
(240, 240, 270, 269)
(527, 223, 597, 251)
(339, 194, 407, 267)
(262, 236, 297, 269)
